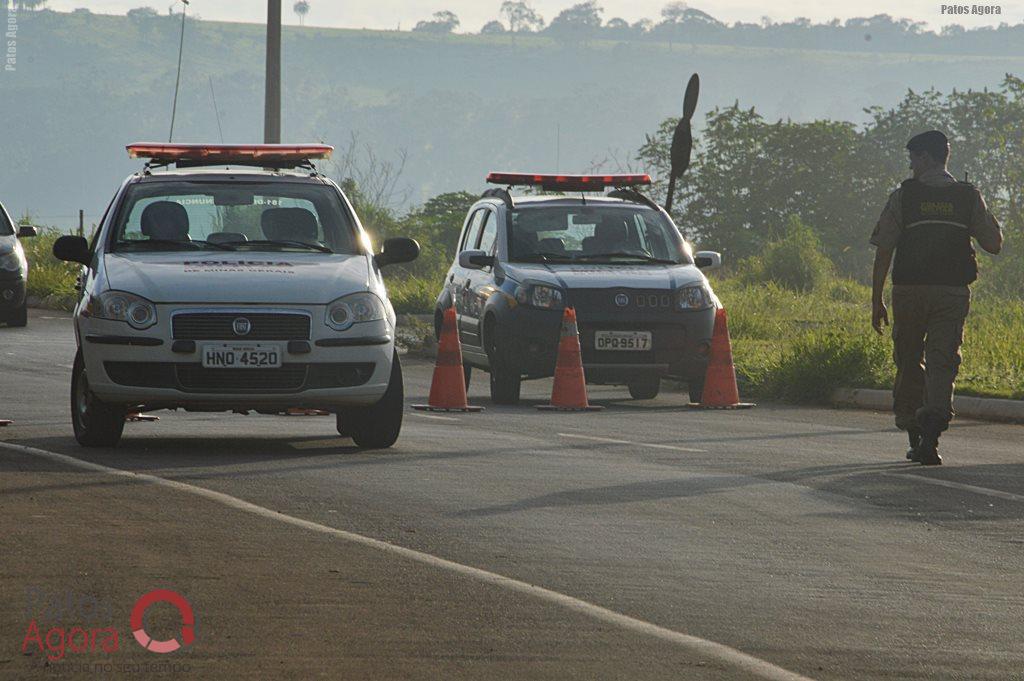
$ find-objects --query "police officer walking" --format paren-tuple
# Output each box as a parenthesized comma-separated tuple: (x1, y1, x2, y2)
(870, 131, 1003, 465)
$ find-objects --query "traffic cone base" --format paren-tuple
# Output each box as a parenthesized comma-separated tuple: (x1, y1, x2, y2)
(412, 404, 485, 413)
(537, 307, 602, 411)
(689, 308, 755, 410)
(537, 404, 604, 412)
(413, 307, 483, 413)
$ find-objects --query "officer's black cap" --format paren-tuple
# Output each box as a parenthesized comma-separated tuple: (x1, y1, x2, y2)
(906, 130, 950, 163)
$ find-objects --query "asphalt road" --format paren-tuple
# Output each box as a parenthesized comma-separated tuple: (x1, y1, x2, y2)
(2, 310, 1023, 680)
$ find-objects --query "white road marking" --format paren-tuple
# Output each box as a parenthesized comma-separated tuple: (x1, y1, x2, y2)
(882, 472, 1024, 504)
(411, 413, 461, 422)
(559, 433, 706, 453)
(0, 440, 810, 681)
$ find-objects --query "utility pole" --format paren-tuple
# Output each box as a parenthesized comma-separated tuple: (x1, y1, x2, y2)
(264, 0, 282, 144)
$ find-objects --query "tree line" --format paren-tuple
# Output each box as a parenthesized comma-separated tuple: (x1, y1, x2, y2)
(412, 1, 1024, 56)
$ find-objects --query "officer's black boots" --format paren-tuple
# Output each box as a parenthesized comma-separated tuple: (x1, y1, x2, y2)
(914, 413, 944, 466)
(906, 429, 922, 462)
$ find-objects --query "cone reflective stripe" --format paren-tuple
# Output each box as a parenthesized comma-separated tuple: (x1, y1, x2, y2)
(413, 307, 483, 413)
(538, 307, 603, 412)
(688, 308, 755, 410)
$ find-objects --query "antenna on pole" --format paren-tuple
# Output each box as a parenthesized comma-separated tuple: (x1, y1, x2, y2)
(168, 0, 190, 143)
(209, 76, 225, 143)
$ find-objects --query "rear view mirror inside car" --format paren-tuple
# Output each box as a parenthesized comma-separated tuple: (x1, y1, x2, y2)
(214, 191, 255, 206)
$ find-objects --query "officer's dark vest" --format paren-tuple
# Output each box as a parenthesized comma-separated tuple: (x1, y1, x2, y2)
(893, 179, 978, 286)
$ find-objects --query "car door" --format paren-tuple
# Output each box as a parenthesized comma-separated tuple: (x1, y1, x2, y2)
(451, 208, 485, 341)
(461, 208, 498, 349)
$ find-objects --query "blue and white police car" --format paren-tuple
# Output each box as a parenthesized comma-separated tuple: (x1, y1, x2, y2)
(435, 172, 722, 404)
(53, 143, 419, 448)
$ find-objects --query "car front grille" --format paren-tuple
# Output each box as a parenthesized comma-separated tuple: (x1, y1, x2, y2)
(568, 288, 675, 314)
(104, 362, 376, 394)
(172, 312, 311, 341)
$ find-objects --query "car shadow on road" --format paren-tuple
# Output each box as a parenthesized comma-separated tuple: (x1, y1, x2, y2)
(454, 473, 765, 518)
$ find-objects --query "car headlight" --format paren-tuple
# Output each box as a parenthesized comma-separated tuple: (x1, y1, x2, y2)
(87, 290, 158, 329)
(0, 249, 24, 272)
(676, 284, 713, 310)
(326, 292, 386, 331)
(515, 284, 565, 310)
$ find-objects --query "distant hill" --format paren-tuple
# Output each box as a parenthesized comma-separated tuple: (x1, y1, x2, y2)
(2, 8, 1023, 227)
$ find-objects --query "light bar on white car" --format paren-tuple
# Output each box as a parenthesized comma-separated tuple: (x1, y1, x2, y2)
(486, 172, 652, 192)
(126, 143, 334, 167)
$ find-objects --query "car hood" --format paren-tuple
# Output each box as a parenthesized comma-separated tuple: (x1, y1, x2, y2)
(103, 252, 372, 304)
(503, 262, 707, 290)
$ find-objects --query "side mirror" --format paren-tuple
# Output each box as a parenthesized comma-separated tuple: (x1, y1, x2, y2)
(694, 250, 722, 270)
(375, 237, 420, 267)
(17, 225, 38, 238)
(459, 249, 494, 270)
(53, 235, 91, 266)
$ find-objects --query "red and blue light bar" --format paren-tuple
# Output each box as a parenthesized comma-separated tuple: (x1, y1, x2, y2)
(127, 143, 334, 166)
(486, 172, 652, 192)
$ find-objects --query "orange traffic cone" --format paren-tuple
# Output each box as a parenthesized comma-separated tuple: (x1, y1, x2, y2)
(537, 307, 603, 411)
(413, 307, 483, 413)
(688, 308, 755, 410)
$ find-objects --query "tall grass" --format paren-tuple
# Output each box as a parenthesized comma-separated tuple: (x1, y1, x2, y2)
(21, 229, 81, 310)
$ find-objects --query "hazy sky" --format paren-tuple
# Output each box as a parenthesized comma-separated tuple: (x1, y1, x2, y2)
(43, 0, 1023, 30)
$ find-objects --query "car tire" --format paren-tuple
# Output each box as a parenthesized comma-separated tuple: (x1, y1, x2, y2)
(342, 350, 404, 449)
(687, 377, 705, 404)
(628, 378, 660, 400)
(71, 350, 125, 447)
(8, 301, 28, 327)
(487, 327, 521, 405)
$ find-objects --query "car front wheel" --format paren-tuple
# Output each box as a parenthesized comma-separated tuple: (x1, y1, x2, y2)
(628, 377, 661, 400)
(487, 327, 521, 405)
(71, 350, 125, 447)
(6, 301, 28, 327)
(337, 350, 404, 449)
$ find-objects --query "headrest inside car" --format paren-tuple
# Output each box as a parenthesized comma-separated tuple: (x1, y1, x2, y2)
(594, 217, 628, 243)
(261, 208, 319, 243)
(141, 201, 190, 241)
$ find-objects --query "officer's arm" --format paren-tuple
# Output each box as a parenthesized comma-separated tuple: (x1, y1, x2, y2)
(971, 193, 1003, 255)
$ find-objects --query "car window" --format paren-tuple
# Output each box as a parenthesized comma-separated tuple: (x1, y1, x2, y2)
(110, 181, 358, 254)
(476, 211, 497, 254)
(460, 209, 486, 253)
(509, 205, 690, 264)
(0, 204, 12, 236)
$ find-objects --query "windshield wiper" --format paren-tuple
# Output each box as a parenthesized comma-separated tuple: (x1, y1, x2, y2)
(224, 239, 333, 253)
(116, 239, 236, 251)
(576, 251, 677, 264)
(515, 252, 575, 263)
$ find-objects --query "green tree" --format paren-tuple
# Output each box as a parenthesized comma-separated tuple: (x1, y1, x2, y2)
(414, 10, 460, 34)
(293, 0, 310, 26)
(547, 1, 603, 38)
(500, 1, 544, 33)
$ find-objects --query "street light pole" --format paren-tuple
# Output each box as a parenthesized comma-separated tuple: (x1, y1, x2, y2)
(264, 0, 282, 143)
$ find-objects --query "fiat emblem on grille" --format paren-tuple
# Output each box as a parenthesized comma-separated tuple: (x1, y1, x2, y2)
(614, 293, 629, 307)
(232, 317, 252, 336)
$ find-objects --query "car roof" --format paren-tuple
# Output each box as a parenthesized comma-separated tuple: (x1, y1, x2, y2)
(130, 167, 331, 184)
(486, 195, 654, 209)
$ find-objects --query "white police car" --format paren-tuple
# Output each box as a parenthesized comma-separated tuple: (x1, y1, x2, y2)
(436, 172, 722, 404)
(53, 143, 419, 448)
(0, 201, 37, 327)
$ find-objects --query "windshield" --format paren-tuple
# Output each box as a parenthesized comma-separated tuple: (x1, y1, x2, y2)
(509, 205, 690, 264)
(0, 206, 12, 236)
(110, 181, 359, 254)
